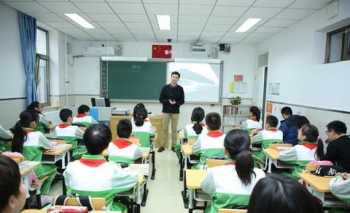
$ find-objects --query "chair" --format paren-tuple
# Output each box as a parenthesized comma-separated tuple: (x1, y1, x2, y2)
(54, 195, 106, 210)
(218, 209, 247, 213)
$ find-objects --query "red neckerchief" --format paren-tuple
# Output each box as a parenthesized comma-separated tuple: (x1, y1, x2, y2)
(269, 128, 278, 132)
(303, 143, 318, 150)
(76, 113, 86, 118)
(113, 138, 132, 149)
(80, 158, 106, 167)
(58, 123, 70, 128)
(207, 130, 224, 138)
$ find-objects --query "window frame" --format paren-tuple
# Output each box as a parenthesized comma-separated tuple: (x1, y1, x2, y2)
(325, 24, 350, 63)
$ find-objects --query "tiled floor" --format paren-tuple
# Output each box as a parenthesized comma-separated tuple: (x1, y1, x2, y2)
(50, 150, 188, 213)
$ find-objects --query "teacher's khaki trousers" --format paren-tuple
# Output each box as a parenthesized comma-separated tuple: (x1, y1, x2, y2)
(161, 113, 179, 149)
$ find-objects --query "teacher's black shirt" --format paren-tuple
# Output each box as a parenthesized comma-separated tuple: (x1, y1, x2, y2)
(325, 135, 350, 172)
(159, 84, 185, 113)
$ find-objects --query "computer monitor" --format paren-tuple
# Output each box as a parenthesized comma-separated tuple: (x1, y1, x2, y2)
(91, 97, 110, 107)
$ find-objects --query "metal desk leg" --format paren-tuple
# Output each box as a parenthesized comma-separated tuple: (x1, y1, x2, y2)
(268, 158, 272, 173)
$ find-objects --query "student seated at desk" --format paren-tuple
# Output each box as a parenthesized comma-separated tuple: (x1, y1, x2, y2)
(0, 155, 27, 213)
(252, 115, 283, 145)
(64, 124, 137, 212)
(323, 121, 350, 172)
(132, 104, 154, 135)
(73, 105, 97, 126)
(330, 173, 350, 205)
(201, 129, 265, 213)
(278, 124, 321, 179)
(247, 174, 323, 213)
(108, 119, 143, 164)
(192, 112, 225, 161)
(11, 110, 57, 195)
(27, 101, 52, 133)
(184, 107, 207, 139)
(0, 125, 13, 152)
(242, 106, 262, 130)
(55, 108, 84, 138)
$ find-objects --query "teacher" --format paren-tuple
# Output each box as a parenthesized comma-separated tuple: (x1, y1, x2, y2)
(158, 71, 185, 152)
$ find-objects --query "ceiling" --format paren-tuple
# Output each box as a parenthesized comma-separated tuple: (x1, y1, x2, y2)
(1, 0, 333, 44)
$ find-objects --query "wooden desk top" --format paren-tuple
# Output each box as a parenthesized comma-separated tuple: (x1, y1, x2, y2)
(264, 146, 292, 160)
(19, 161, 40, 176)
(44, 143, 72, 156)
(299, 172, 332, 193)
(182, 144, 192, 156)
(186, 169, 206, 189)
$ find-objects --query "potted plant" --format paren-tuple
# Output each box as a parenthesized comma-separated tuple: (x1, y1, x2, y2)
(230, 96, 241, 106)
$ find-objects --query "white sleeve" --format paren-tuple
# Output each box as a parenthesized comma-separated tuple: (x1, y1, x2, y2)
(38, 133, 53, 149)
(201, 169, 216, 195)
(330, 176, 350, 203)
(278, 147, 297, 161)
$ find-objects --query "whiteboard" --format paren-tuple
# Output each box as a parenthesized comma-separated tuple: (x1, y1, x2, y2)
(167, 60, 222, 103)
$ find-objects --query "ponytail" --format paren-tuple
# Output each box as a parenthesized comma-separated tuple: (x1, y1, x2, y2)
(315, 138, 325, 160)
(192, 122, 203, 135)
(134, 114, 145, 127)
(11, 121, 26, 153)
(235, 150, 255, 185)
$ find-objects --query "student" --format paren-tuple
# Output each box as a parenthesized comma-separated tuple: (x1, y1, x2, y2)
(108, 119, 143, 163)
(192, 112, 225, 162)
(132, 104, 153, 134)
(243, 106, 262, 130)
(0, 125, 13, 152)
(184, 107, 206, 139)
(330, 173, 350, 205)
(201, 129, 265, 212)
(27, 101, 52, 133)
(72, 105, 97, 125)
(252, 115, 283, 145)
(278, 124, 321, 179)
(0, 155, 27, 213)
(323, 121, 350, 172)
(55, 108, 84, 138)
(247, 174, 324, 213)
(11, 110, 57, 195)
(64, 124, 137, 211)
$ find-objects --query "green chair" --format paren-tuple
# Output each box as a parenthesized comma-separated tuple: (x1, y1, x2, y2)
(132, 131, 155, 180)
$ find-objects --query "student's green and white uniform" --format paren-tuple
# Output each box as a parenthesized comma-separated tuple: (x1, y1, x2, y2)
(192, 131, 226, 165)
(73, 114, 97, 126)
(329, 176, 350, 213)
(0, 125, 13, 152)
(36, 113, 51, 133)
(23, 131, 57, 194)
(184, 123, 207, 139)
(132, 119, 154, 135)
(201, 164, 266, 213)
(55, 124, 86, 159)
(242, 119, 261, 130)
(63, 154, 138, 212)
(278, 143, 317, 179)
(108, 138, 143, 164)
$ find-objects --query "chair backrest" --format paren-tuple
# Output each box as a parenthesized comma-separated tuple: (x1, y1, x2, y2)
(65, 197, 106, 210)
(207, 159, 228, 168)
(23, 146, 43, 161)
(218, 209, 247, 213)
(133, 131, 151, 147)
(261, 139, 283, 149)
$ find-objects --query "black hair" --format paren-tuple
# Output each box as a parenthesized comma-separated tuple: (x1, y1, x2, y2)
(224, 129, 255, 186)
(78, 105, 90, 114)
(27, 101, 42, 114)
(300, 124, 323, 160)
(83, 124, 111, 155)
(281, 107, 293, 116)
(0, 155, 21, 212)
(247, 174, 324, 213)
(295, 115, 310, 129)
(11, 110, 39, 153)
(133, 104, 148, 127)
(250, 106, 261, 122)
(191, 107, 205, 135)
(205, 112, 221, 131)
(266, 115, 278, 128)
(117, 119, 132, 139)
(326, 120, 347, 135)
(59, 108, 73, 122)
(171, 71, 180, 78)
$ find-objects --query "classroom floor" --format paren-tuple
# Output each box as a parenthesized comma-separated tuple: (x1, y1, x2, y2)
(50, 150, 188, 213)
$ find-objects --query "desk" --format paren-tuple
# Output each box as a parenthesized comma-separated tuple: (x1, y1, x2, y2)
(19, 161, 40, 176)
(185, 169, 209, 211)
(182, 144, 193, 156)
(264, 147, 293, 173)
(43, 144, 72, 169)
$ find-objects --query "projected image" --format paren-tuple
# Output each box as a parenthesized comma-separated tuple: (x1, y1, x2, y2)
(168, 62, 220, 102)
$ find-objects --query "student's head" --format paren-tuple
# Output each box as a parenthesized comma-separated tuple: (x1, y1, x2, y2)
(191, 107, 205, 135)
(281, 107, 292, 119)
(170, 71, 180, 85)
(133, 105, 147, 127)
(247, 174, 324, 213)
(117, 119, 132, 139)
(249, 106, 261, 122)
(295, 115, 310, 129)
(298, 124, 319, 143)
(77, 105, 90, 115)
(59, 108, 73, 123)
(205, 112, 221, 131)
(27, 101, 43, 113)
(265, 115, 278, 129)
(224, 129, 254, 186)
(83, 124, 111, 155)
(326, 120, 347, 141)
(0, 155, 27, 213)
(11, 110, 39, 153)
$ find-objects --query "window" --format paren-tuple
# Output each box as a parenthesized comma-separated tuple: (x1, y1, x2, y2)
(35, 27, 50, 105)
(325, 25, 350, 63)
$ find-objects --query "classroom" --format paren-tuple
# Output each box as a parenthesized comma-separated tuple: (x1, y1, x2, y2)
(0, 0, 350, 213)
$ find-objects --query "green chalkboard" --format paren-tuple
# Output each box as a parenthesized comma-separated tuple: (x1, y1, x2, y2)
(101, 61, 167, 100)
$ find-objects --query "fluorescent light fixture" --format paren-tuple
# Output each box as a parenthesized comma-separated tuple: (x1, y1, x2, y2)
(236, 18, 261, 32)
(65, 13, 94, 29)
(157, 15, 171, 30)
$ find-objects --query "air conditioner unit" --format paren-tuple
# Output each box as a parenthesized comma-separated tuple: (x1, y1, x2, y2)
(85, 46, 115, 56)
